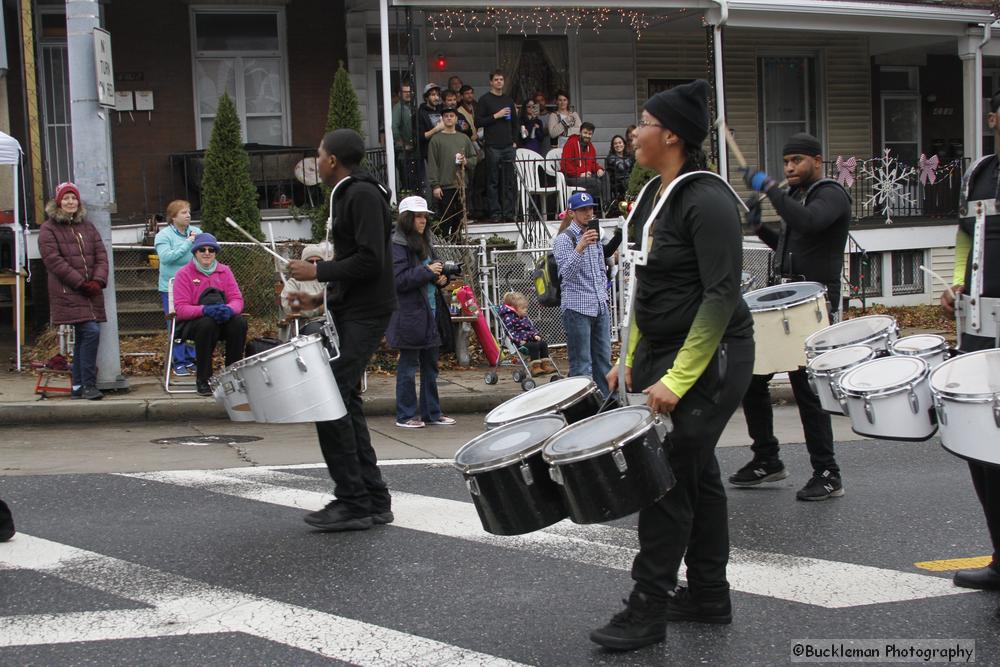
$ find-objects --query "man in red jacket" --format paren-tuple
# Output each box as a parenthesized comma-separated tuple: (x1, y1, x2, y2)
(560, 122, 609, 214)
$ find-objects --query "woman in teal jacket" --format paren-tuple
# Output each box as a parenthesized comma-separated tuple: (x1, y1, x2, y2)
(154, 199, 202, 375)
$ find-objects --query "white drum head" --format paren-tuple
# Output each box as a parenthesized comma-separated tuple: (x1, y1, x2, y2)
(454, 415, 566, 473)
(809, 345, 874, 373)
(930, 349, 1000, 397)
(743, 282, 826, 312)
(485, 376, 595, 425)
(805, 315, 896, 350)
(840, 356, 925, 393)
(891, 334, 945, 355)
(543, 406, 651, 462)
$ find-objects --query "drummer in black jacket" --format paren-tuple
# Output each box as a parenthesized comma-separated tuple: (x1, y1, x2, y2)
(590, 80, 755, 652)
(731, 134, 851, 501)
(288, 129, 398, 532)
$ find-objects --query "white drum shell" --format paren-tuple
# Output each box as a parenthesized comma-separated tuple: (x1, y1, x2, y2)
(934, 397, 1000, 465)
(211, 367, 255, 422)
(839, 358, 936, 441)
(890, 335, 949, 371)
(804, 315, 899, 360)
(745, 283, 829, 375)
(805, 345, 874, 415)
(237, 334, 347, 424)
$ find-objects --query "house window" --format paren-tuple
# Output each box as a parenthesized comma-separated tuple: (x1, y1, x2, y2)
(192, 8, 289, 148)
(849, 252, 883, 298)
(499, 36, 569, 104)
(891, 250, 925, 296)
(757, 56, 820, 178)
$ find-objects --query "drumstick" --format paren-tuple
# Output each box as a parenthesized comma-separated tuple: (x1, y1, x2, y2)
(225, 217, 289, 265)
(919, 265, 956, 301)
(715, 117, 748, 169)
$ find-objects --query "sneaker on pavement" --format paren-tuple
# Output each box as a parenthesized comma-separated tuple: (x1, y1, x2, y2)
(81, 385, 104, 401)
(590, 591, 668, 651)
(953, 564, 1000, 590)
(304, 500, 373, 532)
(427, 416, 456, 426)
(195, 381, 213, 397)
(70, 387, 83, 400)
(728, 457, 788, 487)
(395, 418, 425, 429)
(665, 586, 732, 624)
(173, 365, 191, 376)
(796, 470, 844, 501)
(371, 508, 395, 525)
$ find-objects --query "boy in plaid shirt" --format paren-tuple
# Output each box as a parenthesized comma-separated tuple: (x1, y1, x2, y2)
(499, 291, 556, 376)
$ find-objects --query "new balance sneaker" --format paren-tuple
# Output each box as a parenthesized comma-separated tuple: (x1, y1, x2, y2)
(590, 591, 668, 651)
(665, 586, 732, 624)
(796, 470, 844, 501)
(304, 500, 373, 532)
(427, 416, 456, 426)
(728, 457, 788, 487)
(395, 419, 425, 429)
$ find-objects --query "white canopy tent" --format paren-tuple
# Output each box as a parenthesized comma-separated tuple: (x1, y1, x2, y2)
(0, 130, 26, 371)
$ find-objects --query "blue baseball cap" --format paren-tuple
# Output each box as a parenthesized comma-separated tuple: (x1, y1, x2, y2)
(568, 191, 595, 211)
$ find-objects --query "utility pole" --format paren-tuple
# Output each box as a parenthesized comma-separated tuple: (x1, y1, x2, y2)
(66, 0, 127, 390)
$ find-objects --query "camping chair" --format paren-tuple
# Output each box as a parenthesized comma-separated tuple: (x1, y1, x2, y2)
(163, 277, 197, 394)
(514, 147, 560, 220)
(543, 147, 585, 211)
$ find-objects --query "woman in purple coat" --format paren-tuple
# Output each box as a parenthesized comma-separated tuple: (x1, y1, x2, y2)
(386, 196, 457, 429)
(38, 182, 108, 401)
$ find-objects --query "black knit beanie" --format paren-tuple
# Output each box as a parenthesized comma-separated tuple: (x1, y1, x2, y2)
(642, 79, 711, 146)
(782, 132, 822, 157)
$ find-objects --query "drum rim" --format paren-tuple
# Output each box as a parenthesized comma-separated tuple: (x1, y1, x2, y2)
(806, 345, 875, 377)
(454, 414, 568, 474)
(542, 406, 654, 464)
(483, 376, 597, 426)
(743, 281, 827, 313)
(838, 356, 929, 399)
(253, 332, 325, 364)
(890, 334, 948, 357)
(804, 315, 898, 352)
(929, 349, 1000, 401)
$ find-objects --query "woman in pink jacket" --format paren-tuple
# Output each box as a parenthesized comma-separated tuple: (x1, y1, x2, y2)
(172, 233, 247, 395)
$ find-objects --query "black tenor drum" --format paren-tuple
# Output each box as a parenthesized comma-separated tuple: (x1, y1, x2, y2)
(542, 406, 675, 524)
(454, 415, 569, 535)
(483, 376, 602, 429)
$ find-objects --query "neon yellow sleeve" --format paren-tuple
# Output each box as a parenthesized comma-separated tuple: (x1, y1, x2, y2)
(953, 228, 971, 287)
(622, 316, 642, 367)
(659, 301, 728, 398)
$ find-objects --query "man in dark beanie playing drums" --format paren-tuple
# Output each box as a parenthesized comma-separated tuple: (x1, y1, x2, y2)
(590, 80, 754, 651)
(730, 133, 851, 501)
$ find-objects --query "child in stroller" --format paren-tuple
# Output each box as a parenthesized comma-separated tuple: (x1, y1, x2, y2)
(498, 291, 558, 378)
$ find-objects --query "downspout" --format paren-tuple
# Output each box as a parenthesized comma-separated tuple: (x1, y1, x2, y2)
(380, 0, 397, 204)
(713, 0, 729, 177)
(975, 21, 991, 161)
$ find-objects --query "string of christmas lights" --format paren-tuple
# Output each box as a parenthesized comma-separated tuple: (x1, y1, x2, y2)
(427, 7, 653, 40)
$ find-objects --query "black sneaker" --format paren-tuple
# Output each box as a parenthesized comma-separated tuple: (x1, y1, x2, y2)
(70, 387, 83, 400)
(81, 386, 104, 401)
(665, 587, 732, 624)
(729, 458, 788, 487)
(196, 381, 213, 397)
(371, 509, 395, 525)
(796, 470, 844, 501)
(590, 591, 668, 651)
(304, 500, 373, 532)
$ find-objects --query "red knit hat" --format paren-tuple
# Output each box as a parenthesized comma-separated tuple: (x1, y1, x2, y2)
(55, 182, 81, 205)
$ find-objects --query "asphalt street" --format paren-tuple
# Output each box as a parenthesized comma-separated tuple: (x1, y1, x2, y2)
(1, 415, 998, 666)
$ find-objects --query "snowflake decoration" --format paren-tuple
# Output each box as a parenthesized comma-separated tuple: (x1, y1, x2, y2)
(861, 148, 917, 224)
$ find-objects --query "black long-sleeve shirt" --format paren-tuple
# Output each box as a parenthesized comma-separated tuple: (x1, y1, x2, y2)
(475, 91, 517, 148)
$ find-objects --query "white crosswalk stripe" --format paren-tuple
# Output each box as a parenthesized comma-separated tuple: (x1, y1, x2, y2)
(119, 462, 972, 609)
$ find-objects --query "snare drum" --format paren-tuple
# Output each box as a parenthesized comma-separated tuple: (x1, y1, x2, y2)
(484, 376, 602, 429)
(837, 356, 936, 441)
(236, 333, 347, 424)
(804, 315, 899, 360)
(743, 282, 829, 374)
(454, 414, 568, 535)
(210, 364, 255, 422)
(542, 406, 675, 524)
(890, 334, 950, 370)
(805, 345, 875, 415)
(930, 349, 1000, 466)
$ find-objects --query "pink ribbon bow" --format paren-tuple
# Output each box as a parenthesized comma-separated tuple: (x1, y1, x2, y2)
(835, 156, 856, 189)
(918, 153, 939, 186)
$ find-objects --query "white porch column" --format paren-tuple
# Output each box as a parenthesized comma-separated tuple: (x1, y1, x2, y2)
(959, 27, 986, 161)
(379, 0, 397, 203)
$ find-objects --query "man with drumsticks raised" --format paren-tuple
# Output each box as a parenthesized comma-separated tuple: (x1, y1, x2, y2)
(732, 134, 851, 501)
(940, 90, 1000, 598)
(287, 129, 397, 532)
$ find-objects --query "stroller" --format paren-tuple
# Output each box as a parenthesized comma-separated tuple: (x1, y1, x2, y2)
(484, 297, 563, 392)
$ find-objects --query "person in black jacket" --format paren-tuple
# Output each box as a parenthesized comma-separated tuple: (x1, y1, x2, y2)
(0, 497, 13, 542)
(288, 129, 398, 533)
(731, 133, 851, 501)
(475, 70, 518, 222)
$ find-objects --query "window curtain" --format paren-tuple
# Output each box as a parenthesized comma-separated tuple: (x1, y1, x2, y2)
(537, 38, 568, 94)
(497, 37, 524, 95)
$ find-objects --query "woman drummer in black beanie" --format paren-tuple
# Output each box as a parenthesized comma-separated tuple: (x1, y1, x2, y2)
(590, 80, 755, 651)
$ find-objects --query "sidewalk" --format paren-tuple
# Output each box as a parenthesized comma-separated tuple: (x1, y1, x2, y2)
(0, 366, 795, 426)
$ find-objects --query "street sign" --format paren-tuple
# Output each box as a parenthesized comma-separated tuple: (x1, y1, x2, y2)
(94, 28, 114, 108)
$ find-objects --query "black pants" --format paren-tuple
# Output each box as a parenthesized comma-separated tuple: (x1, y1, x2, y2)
(522, 340, 549, 360)
(630, 336, 755, 601)
(315, 314, 392, 516)
(485, 145, 516, 220)
(0, 498, 13, 539)
(186, 315, 248, 383)
(960, 333, 1000, 564)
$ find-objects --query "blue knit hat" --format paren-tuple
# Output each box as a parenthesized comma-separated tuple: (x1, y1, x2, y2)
(191, 232, 220, 254)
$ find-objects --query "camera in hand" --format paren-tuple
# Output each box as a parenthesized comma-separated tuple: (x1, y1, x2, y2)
(442, 260, 464, 277)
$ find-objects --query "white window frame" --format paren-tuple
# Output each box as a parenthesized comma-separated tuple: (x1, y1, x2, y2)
(190, 5, 292, 149)
(890, 248, 926, 296)
(757, 52, 825, 179)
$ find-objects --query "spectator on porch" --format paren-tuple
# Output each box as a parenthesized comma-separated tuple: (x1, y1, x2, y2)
(154, 199, 201, 377)
(547, 90, 582, 148)
(443, 89, 473, 138)
(518, 101, 546, 154)
(447, 75, 463, 95)
(418, 83, 444, 169)
(391, 82, 418, 192)
(476, 69, 518, 222)
(606, 134, 635, 204)
(561, 122, 609, 212)
(427, 106, 478, 238)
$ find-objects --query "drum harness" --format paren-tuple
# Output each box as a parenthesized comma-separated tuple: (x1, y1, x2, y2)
(956, 156, 1000, 349)
(617, 171, 749, 436)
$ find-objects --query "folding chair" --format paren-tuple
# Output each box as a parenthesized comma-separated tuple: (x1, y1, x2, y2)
(514, 147, 560, 220)
(544, 147, 585, 209)
(163, 277, 197, 394)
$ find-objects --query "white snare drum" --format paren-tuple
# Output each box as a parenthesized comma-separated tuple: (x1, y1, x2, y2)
(235, 333, 347, 424)
(805, 345, 875, 415)
(890, 334, 950, 370)
(804, 315, 899, 360)
(210, 365, 255, 422)
(743, 282, 829, 374)
(837, 356, 936, 441)
(930, 349, 1000, 466)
